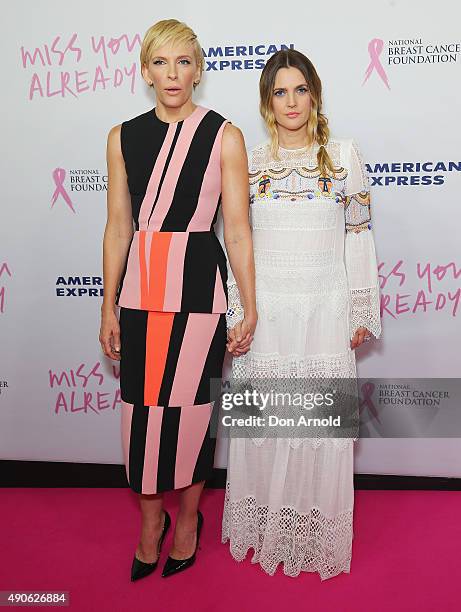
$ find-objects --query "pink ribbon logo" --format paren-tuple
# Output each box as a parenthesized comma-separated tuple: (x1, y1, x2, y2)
(359, 381, 381, 424)
(51, 168, 75, 213)
(363, 38, 390, 90)
(0, 263, 12, 279)
(0, 262, 12, 315)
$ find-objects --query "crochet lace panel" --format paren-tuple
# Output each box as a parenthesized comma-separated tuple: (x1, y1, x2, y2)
(222, 481, 353, 580)
(349, 286, 382, 339)
(226, 280, 245, 330)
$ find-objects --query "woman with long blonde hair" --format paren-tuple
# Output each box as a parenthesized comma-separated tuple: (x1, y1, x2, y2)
(100, 19, 256, 581)
(223, 49, 381, 580)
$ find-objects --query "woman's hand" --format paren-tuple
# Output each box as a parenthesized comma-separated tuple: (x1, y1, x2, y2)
(226, 313, 258, 356)
(99, 306, 121, 361)
(350, 326, 372, 350)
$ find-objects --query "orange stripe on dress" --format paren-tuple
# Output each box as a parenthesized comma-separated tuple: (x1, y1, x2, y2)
(144, 311, 174, 406)
(147, 232, 172, 310)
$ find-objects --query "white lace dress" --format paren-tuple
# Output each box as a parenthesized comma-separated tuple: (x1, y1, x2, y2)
(221, 139, 382, 580)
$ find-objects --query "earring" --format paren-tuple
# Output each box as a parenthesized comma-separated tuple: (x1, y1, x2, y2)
(194, 80, 200, 86)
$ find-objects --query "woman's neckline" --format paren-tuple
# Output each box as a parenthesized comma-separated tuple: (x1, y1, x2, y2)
(278, 142, 317, 152)
(153, 104, 201, 125)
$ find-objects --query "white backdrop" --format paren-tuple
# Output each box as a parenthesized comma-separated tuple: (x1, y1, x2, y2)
(1, 0, 460, 476)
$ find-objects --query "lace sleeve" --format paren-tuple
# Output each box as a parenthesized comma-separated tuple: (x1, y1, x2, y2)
(226, 280, 245, 330)
(226, 154, 254, 331)
(344, 141, 382, 340)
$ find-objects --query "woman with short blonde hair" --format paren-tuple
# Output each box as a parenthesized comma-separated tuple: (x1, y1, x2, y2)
(100, 18, 256, 581)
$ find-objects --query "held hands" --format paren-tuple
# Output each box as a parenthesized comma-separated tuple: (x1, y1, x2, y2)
(350, 326, 372, 350)
(99, 307, 121, 361)
(226, 314, 258, 357)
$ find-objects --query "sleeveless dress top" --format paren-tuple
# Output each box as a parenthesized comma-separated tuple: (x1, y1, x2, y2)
(116, 105, 229, 313)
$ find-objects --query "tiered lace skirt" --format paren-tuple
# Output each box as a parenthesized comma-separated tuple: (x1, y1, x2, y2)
(222, 207, 358, 579)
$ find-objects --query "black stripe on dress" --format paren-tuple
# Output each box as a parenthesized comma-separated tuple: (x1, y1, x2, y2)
(157, 313, 189, 407)
(160, 110, 226, 231)
(192, 422, 217, 484)
(181, 233, 218, 311)
(120, 111, 169, 228)
(119, 308, 148, 406)
(147, 122, 183, 227)
(128, 403, 149, 493)
(156, 406, 181, 492)
(194, 314, 227, 405)
(116, 233, 135, 305)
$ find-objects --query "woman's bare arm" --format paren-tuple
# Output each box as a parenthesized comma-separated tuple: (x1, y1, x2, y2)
(99, 124, 133, 360)
(221, 123, 257, 351)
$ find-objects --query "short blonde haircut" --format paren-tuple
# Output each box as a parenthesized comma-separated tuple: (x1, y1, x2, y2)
(140, 19, 204, 86)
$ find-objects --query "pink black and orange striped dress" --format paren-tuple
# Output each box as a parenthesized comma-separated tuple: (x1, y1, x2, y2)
(116, 105, 229, 494)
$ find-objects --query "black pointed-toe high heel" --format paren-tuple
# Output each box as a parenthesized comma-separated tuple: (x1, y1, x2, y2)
(161, 510, 203, 578)
(131, 510, 171, 582)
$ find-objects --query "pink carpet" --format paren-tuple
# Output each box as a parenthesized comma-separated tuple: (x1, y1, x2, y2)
(1, 488, 460, 611)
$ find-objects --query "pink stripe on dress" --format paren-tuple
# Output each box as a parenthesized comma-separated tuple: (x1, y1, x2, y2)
(143, 231, 154, 298)
(138, 123, 177, 231)
(120, 401, 134, 483)
(163, 232, 188, 311)
(174, 402, 213, 489)
(212, 266, 227, 312)
(148, 106, 209, 231)
(187, 120, 228, 231)
(168, 313, 220, 406)
(141, 406, 164, 494)
(118, 233, 141, 307)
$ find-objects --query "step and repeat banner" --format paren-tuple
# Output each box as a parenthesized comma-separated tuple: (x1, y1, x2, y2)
(1, 0, 460, 476)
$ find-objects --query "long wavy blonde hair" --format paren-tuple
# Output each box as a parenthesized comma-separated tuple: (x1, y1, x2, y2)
(259, 49, 335, 177)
